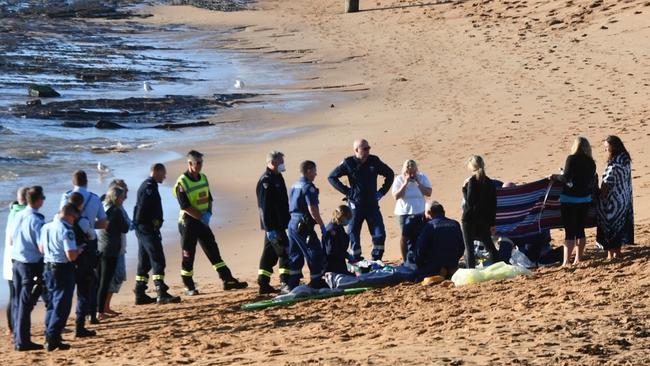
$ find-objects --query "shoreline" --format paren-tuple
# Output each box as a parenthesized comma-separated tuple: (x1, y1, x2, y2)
(1, 0, 649, 364)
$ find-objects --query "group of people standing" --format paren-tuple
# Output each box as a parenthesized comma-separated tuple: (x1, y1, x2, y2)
(2, 133, 634, 352)
(3, 153, 248, 352)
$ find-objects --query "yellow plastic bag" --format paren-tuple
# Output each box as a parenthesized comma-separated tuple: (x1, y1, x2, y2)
(451, 262, 530, 286)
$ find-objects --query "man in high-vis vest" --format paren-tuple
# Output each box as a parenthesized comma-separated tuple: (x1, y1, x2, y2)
(174, 150, 247, 295)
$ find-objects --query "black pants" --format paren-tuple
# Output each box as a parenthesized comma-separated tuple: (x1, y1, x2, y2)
(178, 218, 232, 289)
(560, 202, 590, 240)
(258, 230, 290, 284)
(461, 221, 499, 268)
(96, 255, 118, 313)
(75, 245, 98, 320)
(6, 280, 14, 333)
(136, 225, 166, 285)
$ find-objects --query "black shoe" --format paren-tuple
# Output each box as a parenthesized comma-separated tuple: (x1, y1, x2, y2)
(258, 283, 280, 295)
(75, 327, 97, 338)
(135, 294, 157, 305)
(157, 291, 181, 304)
(87, 315, 100, 325)
(223, 278, 248, 291)
(184, 288, 199, 296)
(45, 339, 71, 352)
(15, 342, 43, 351)
(308, 278, 328, 289)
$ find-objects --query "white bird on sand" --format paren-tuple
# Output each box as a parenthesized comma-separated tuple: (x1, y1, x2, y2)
(97, 162, 110, 174)
(234, 79, 245, 89)
(143, 81, 153, 92)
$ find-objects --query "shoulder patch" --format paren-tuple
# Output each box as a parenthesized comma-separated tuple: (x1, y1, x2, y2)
(66, 230, 74, 241)
(262, 182, 269, 189)
(309, 186, 316, 193)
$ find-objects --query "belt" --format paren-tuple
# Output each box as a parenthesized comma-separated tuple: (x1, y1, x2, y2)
(46, 262, 74, 270)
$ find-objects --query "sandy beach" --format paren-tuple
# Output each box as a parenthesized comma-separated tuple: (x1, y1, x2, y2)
(1, 0, 649, 364)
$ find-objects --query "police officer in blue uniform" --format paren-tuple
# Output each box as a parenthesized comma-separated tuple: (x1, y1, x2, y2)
(255, 151, 291, 294)
(11, 186, 46, 351)
(287, 160, 327, 290)
(41, 204, 83, 351)
(133, 163, 180, 304)
(60, 170, 107, 337)
(328, 139, 394, 262)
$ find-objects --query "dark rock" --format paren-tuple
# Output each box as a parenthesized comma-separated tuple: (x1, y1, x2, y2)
(548, 18, 563, 26)
(62, 121, 94, 128)
(154, 121, 213, 130)
(28, 84, 60, 98)
(95, 120, 127, 129)
(26, 99, 41, 106)
(170, 0, 254, 12)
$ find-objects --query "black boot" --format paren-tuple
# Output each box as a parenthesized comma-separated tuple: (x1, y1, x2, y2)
(45, 335, 71, 352)
(75, 317, 96, 338)
(218, 266, 248, 291)
(134, 281, 156, 305)
(156, 284, 181, 304)
(257, 275, 279, 295)
(308, 278, 328, 289)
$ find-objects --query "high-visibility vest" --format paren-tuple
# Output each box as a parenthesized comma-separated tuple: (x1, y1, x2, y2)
(173, 173, 210, 220)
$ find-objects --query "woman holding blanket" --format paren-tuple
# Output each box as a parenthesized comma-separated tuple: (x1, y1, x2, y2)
(461, 155, 498, 268)
(551, 136, 596, 267)
(597, 136, 633, 260)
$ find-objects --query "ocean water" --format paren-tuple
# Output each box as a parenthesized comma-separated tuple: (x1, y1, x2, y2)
(0, 10, 329, 305)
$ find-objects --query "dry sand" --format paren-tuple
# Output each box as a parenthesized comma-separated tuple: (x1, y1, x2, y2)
(2, 0, 650, 364)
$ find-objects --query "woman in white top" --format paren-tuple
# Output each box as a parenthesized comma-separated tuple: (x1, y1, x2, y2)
(391, 160, 432, 262)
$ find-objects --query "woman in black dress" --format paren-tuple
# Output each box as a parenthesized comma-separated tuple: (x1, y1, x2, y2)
(461, 155, 498, 268)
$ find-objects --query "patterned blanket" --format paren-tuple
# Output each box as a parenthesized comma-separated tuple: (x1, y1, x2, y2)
(495, 178, 596, 239)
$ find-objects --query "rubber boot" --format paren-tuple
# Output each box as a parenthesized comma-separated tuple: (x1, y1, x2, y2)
(75, 317, 96, 338)
(155, 283, 181, 304)
(134, 281, 156, 305)
(257, 275, 279, 295)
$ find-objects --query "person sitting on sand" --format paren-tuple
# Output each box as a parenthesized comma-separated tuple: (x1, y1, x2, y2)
(322, 205, 353, 274)
(412, 201, 465, 280)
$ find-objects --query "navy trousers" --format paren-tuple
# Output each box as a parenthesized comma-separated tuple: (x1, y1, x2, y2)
(348, 203, 386, 261)
(75, 246, 97, 320)
(287, 217, 325, 288)
(135, 225, 166, 285)
(12, 261, 42, 347)
(44, 264, 75, 340)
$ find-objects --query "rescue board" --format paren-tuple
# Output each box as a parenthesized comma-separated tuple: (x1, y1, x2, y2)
(241, 287, 370, 311)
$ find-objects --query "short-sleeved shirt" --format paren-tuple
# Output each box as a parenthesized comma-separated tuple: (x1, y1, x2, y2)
(391, 172, 432, 215)
(11, 207, 45, 263)
(289, 177, 319, 216)
(60, 186, 107, 240)
(42, 218, 77, 264)
(3, 202, 26, 280)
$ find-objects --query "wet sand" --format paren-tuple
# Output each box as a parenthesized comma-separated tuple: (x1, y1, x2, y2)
(1, 0, 650, 364)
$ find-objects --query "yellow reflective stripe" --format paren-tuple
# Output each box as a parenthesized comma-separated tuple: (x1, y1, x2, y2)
(212, 261, 226, 270)
(135, 275, 149, 282)
(152, 274, 164, 281)
(185, 182, 209, 193)
(258, 269, 273, 277)
(180, 269, 193, 277)
(278, 268, 291, 274)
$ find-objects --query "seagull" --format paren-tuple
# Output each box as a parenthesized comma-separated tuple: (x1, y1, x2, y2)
(97, 162, 110, 174)
(143, 81, 153, 92)
(234, 79, 244, 89)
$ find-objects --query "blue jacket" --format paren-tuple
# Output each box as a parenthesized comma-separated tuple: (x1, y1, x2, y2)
(328, 155, 394, 206)
(322, 223, 349, 273)
(414, 216, 464, 275)
(289, 177, 319, 217)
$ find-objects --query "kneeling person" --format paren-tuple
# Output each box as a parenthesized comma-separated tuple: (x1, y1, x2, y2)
(322, 205, 353, 274)
(413, 202, 465, 279)
(41, 204, 83, 351)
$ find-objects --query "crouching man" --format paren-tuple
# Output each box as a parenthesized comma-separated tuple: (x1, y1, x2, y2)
(412, 201, 465, 280)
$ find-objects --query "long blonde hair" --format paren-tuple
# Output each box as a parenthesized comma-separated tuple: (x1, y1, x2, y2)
(570, 136, 592, 158)
(104, 186, 125, 206)
(332, 205, 352, 225)
(401, 159, 418, 175)
(467, 155, 486, 180)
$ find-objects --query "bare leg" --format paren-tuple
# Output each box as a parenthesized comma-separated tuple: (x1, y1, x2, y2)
(400, 236, 408, 262)
(103, 292, 113, 313)
(573, 237, 587, 265)
(562, 239, 576, 267)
